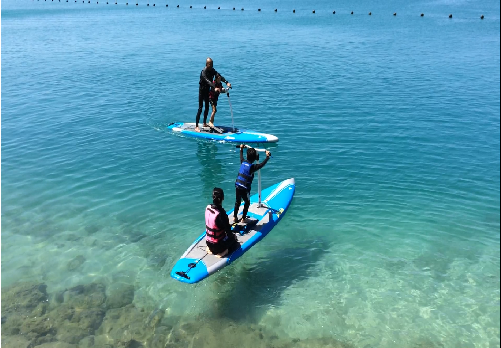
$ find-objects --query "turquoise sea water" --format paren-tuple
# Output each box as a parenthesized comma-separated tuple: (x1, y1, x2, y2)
(1, 0, 500, 347)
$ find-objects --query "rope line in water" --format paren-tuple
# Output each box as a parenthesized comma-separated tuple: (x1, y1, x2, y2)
(37, 1, 489, 19)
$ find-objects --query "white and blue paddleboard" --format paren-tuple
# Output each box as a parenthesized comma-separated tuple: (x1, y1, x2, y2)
(171, 178, 295, 284)
(167, 122, 279, 143)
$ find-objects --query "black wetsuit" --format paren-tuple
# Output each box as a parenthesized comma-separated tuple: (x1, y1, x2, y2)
(206, 204, 238, 255)
(234, 152, 270, 219)
(196, 67, 228, 127)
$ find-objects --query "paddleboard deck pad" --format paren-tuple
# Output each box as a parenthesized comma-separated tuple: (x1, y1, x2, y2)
(171, 178, 295, 284)
(167, 122, 279, 143)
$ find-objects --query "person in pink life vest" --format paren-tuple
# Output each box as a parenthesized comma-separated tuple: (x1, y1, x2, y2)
(205, 187, 238, 256)
(208, 74, 229, 128)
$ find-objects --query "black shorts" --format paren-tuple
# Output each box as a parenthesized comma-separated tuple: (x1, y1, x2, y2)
(206, 233, 238, 255)
(209, 99, 218, 107)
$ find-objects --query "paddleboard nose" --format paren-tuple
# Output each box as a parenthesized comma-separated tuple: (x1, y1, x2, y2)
(265, 134, 279, 143)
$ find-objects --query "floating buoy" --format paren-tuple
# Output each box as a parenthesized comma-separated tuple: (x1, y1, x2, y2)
(312, 10, 315, 14)
(293, 9, 295, 13)
(449, 14, 452, 18)
(275, 9, 277, 12)
(241, 8, 244, 10)
(421, 13, 424, 17)
(189, 5, 192, 8)
(153, 3, 155, 6)
(258, 8, 261, 11)
(333, 10, 336, 14)
(369, 12, 371, 15)
(480, 15, 484, 19)
(147, 3, 149, 6)
(233, 7, 235, 10)
(177, 4, 179, 7)
(393, 12, 397, 16)
(218, 6, 220, 9)
(166, 4, 168, 6)
(351, 11, 354, 14)
(203, 6, 206, 9)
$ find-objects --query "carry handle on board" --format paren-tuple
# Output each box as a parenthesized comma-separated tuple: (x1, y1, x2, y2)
(235, 145, 271, 207)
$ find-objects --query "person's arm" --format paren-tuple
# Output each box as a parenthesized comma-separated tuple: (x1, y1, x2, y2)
(214, 69, 231, 88)
(252, 151, 271, 172)
(201, 68, 215, 88)
(240, 146, 245, 164)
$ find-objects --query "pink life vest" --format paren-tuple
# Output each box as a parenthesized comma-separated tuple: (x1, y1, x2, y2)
(205, 205, 225, 244)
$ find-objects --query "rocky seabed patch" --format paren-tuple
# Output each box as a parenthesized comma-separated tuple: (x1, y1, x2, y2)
(1, 281, 354, 348)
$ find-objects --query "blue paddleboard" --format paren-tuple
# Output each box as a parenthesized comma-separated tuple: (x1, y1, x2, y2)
(171, 178, 295, 284)
(167, 122, 279, 143)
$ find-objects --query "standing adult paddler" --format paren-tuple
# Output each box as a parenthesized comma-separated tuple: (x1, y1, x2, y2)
(195, 58, 231, 132)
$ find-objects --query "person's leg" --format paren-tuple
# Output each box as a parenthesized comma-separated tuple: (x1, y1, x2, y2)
(195, 89, 204, 132)
(202, 91, 210, 127)
(234, 188, 243, 222)
(209, 104, 217, 126)
(241, 190, 251, 220)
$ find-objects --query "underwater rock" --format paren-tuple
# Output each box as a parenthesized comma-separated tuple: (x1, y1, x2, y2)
(46, 304, 76, 327)
(62, 233, 81, 242)
(106, 284, 135, 309)
(63, 283, 106, 309)
(77, 335, 94, 348)
(67, 255, 86, 271)
(0, 335, 31, 348)
(34, 341, 78, 348)
(97, 304, 154, 342)
(1, 314, 24, 335)
(145, 308, 164, 329)
(147, 333, 168, 348)
(1, 282, 48, 316)
(85, 224, 100, 234)
(20, 316, 56, 341)
(56, 322, 93, 344)
(146, 253, 167, 269)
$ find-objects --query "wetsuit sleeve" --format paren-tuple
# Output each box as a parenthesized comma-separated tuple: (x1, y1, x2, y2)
(251, 156, 270, 173)
(213, 69, 228, 84)
(200, 68, 215, 88)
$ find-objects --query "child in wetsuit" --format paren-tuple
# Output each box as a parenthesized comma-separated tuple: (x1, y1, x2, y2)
(208, 74, 229, 128)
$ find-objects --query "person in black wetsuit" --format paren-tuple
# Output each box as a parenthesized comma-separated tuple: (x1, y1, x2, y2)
(233, 145, 271, 223)
(195, 58, 231, 132)
(205, 188, 239, 256)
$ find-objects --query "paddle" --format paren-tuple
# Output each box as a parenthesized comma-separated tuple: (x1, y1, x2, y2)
(175, 252, 208, 280)
(227, 88, 236, 132)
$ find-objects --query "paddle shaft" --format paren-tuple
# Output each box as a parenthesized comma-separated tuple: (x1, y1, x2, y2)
(227, 92, 236, 132)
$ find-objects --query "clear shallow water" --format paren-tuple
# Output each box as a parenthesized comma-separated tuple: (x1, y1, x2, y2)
(1, 0, 500, 347)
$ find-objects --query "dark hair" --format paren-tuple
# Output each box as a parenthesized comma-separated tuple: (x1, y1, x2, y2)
(247, 148, 257, 162)
(212, 187, 224, 204)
